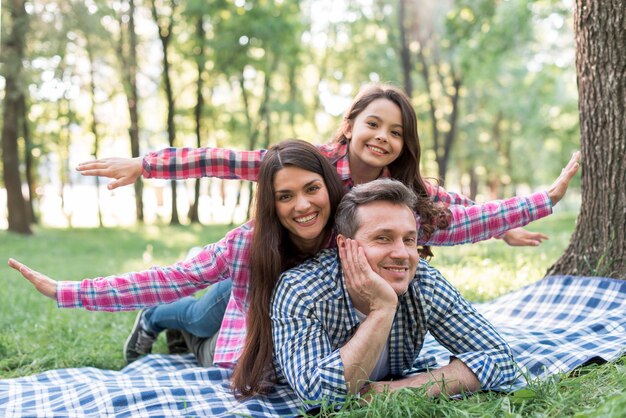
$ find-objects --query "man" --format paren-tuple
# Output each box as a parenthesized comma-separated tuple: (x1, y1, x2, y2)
(271, 178, 516, 403)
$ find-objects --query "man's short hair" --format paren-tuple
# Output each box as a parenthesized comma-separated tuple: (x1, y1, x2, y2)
(334, 178, 418, 238)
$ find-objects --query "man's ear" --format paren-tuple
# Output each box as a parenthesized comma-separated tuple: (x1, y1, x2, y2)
(336, 234, 347, 249)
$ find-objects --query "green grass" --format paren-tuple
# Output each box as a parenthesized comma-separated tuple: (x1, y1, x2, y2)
(1, 213, 623, 416)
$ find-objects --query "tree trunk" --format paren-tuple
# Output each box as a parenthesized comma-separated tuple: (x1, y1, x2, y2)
(188, 16, 205, 224)
(151, 0, 179, 225)
(116, 0, 144, 223)
(20, 93, 37, 224)
(546, 0, 626, 279)
(397, 0, 413, 97)
(1, 0, 31, 235)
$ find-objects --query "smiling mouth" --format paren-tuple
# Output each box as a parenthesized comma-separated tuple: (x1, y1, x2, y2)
(384, 266, 408, 273)
(294, 213, 318, 224)
(367, 144, 388, 154)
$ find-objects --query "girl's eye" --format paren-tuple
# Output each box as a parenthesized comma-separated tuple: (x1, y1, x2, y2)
(277, 194, 291, 202)
(392, 130, 403, 137)
(367, 121, 377, 128)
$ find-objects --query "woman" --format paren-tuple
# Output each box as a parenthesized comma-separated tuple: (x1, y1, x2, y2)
(9, 140, 344, 394)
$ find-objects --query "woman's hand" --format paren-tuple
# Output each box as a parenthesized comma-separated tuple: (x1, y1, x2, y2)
(547, 151, 581, 206)
(76, 156, 143, 190)
(8, 258, 58, 300)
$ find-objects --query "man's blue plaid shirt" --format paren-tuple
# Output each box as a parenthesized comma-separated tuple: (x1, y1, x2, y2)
(271, 249, 516, 403)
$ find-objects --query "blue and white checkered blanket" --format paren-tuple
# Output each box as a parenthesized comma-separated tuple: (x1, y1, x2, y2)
(1, 275, 625, 417)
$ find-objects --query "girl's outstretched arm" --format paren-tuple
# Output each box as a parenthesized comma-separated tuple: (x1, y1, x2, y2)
(8, 258, 57, 299)
(76, 147, 267, 190)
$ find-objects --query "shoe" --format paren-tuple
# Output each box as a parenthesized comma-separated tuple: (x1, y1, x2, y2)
(124, 309, 157, 363)
(166, 329, 189, 354)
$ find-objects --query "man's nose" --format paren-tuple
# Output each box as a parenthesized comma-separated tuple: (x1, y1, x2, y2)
(389, 239, 410, 258)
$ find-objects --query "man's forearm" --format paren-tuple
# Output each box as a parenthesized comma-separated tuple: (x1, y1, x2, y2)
(339, 308, 395, 394)
(374, 358, 481, 397)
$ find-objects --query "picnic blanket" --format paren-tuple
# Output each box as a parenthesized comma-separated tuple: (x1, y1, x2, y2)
(1, 275, 625, 417)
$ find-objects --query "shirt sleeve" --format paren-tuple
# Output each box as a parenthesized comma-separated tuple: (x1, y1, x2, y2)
(271, 273, 348, 403)
(421, 191, 552, 245)
(423, 267, 516, 389)
(425, 181, 476, 207)
(142, 147, 267, 181)
(56, 225, 250, 310)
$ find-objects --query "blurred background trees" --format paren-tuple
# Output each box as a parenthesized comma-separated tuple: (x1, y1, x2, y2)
(1, 0, 581, 230)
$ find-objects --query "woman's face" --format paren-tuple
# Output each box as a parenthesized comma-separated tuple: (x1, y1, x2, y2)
(273, 166, 332, 252)
(344, 98, 404, 171)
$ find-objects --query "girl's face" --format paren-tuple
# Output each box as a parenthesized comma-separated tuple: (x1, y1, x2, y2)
(344, 98, 404, 171)
(273, 166, 331, 253)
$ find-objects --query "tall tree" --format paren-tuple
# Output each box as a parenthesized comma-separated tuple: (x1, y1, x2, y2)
(1, 0, 32, 234)
(151, 0, 179, 225)
(117, 0, 144, 222)
(188, 13, 207, 224)
(547, 0, 626, 278)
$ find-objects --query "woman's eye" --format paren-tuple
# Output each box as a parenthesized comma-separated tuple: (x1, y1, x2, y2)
(307, 185, 320, 193)
(277, 195, 291, 201)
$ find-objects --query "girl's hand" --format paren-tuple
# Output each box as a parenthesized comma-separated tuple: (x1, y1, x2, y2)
(547, 151, 581, 206)
(76, 156, 143, 190)
(8, 258, 57, 300)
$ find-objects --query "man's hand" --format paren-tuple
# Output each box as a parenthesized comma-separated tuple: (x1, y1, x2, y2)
(362, 359, 481, 398)
(547, 151, 580, 206)
(76, 156, 143, 190)
(500, 227, 549, 247)
(339, 238, 397, 313)
(8, 258, 57, 299)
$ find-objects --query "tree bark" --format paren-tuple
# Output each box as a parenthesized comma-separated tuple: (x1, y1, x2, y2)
(546, 0, 626, 278)
(1, 0, 31, 234)
(188, 16, 205, 224)
(151, 0, 179, 225)
(20, 93, 37, 224)
(117, 0, 145, 223)
(397, 0, 413, 97)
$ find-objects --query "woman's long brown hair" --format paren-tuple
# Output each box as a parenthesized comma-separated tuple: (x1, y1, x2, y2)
(330, 83, 451, 254)
(231, 139, 344, 397)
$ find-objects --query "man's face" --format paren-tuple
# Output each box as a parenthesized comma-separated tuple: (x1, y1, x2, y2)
(351, 201, 419, 295)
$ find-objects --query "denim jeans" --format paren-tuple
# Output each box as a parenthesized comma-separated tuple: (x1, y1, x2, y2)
(142, 279, 232, 338)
